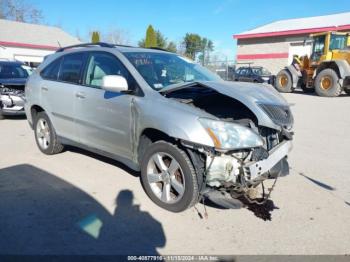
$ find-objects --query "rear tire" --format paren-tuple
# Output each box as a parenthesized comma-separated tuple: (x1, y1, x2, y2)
(140, 141, 200, 212)
(315, 69, 342, 97)
(275, 69, 294, 93)
(34, 111, 64, 155)
(0, 109, 4, 120)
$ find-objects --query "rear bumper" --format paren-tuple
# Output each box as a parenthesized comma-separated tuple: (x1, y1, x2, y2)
(245, 140, 293, 180)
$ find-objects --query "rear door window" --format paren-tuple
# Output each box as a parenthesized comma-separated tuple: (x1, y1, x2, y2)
(58, 53, 86, 84)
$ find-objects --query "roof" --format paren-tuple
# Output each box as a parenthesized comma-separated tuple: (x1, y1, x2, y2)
(0, 19, 81, 50)
(0, 60, 23, 65)
(234, 12, 350, 39)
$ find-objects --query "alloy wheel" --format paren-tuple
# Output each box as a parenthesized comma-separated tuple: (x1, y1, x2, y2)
(146, 152, 185, 204)
(36, 118, 51, 150)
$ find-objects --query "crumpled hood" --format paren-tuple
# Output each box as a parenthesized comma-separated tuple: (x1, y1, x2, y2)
(161, 81, 290, 130)
(205, 81, 287, 106)
(161, 80, 287, 106)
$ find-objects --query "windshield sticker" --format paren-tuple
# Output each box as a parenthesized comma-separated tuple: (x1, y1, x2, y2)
(153, 83, 163, 89)
(161, 69, 167, 77)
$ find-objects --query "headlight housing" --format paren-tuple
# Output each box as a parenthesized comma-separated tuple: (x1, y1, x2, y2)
(199, 118, 264, 150)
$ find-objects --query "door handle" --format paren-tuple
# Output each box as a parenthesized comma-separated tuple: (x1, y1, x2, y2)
(41, 87, 48, 91)
(75, 92, 85, 99)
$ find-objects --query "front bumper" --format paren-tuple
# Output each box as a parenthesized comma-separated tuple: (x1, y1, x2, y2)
(1, 94, 25, 115)
(245, 140, 293, 180)
(1, 107, 25, 115)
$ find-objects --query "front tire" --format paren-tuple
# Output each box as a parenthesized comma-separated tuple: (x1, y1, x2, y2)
(275, 69, 294, 93)
(34, 111, 64, 155)
(140, 141, 200, 212)
(315, 69, 342, 97)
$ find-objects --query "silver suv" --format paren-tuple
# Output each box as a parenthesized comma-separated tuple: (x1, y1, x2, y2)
(25, 43, 293, 212)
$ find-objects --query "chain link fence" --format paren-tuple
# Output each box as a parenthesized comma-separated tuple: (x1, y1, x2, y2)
(205, 60, 236, 81)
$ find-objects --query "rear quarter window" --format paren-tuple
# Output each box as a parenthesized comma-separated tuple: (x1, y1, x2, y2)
(41, 58, 62, 81)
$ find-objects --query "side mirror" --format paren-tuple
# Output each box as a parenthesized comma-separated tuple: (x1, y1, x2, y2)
(101, 75, 128, 93)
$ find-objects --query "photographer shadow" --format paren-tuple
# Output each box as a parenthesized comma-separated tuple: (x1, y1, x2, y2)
(97, 190, 166, 254)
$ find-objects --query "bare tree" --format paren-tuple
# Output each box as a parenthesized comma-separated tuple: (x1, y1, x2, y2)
(102, 28, 131, 45)
(0, 0, 43, 23)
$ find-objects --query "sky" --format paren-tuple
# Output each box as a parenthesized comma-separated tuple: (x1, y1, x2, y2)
(32, 0, 350, 60)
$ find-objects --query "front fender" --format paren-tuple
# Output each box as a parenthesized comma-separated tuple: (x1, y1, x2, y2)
(132, 96, 215, 158)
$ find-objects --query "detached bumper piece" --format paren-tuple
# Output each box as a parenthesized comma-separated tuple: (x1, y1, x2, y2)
(245, 141, 292, 180)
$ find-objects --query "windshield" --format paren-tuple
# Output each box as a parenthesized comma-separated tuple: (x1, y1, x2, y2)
(252, 67, 271, 76)
(330, 34, 347, 50)
(0, 63, 29, 79)
(311, 35, 325, 61)
(123, 52, 222, 90)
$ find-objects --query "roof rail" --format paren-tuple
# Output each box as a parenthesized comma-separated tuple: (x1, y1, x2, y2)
(56, 42, 114, 52)
(148, 47, 169, 52)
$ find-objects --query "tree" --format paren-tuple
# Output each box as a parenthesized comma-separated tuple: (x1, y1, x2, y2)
(139, 27, 177, 53)
(145, 25, 157, 48)
(166, 41, 177, 53)
(199, 38, 214, 65)
(182, 33, 202, 60)
(0, 0, 43, 23)
(155, 30, 167, 49)
(91, 31, 100, 43)
(103, 28, 130, 45)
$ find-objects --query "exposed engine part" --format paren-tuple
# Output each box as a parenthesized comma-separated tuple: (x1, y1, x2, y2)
(201, 139, 292, 209)
(205, 154, 240, 187)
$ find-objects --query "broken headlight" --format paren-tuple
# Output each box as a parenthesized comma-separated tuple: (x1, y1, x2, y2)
(199, 118, 264, 150)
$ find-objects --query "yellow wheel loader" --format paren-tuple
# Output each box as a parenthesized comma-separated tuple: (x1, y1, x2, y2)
(275, 31, 350, 97)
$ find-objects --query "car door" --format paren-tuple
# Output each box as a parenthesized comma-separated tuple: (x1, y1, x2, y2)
(75, 51, 134, 159)
(40, 53, 87, 142)
(234, 68, 241, 81)
(245, 68, 254, 82)
(238, 68, 248, 82)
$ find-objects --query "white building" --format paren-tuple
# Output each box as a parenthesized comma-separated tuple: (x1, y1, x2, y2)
(234, 12, 350, 74)
(0, 19, 80, 66)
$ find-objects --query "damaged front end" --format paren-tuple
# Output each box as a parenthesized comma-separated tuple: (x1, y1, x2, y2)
(164, 82, 294, 208)
(0, 83, 26, 116)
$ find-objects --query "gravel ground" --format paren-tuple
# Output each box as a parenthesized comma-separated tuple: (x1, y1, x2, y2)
(0, 92, 349, 255)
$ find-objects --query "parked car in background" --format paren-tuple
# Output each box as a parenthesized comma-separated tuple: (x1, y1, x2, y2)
(25, 43, 293, 212)
(22, 64, 34, 76)
(234, 66, 275, 85)
(0, 61, 28, 119)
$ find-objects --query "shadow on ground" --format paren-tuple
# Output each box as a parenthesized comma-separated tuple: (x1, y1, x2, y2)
(0, 164, 165, 255)
(292, 90, 348, 97)
(299, 172, 335, 191)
